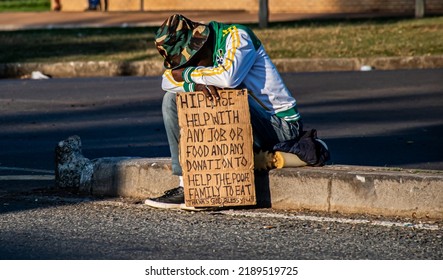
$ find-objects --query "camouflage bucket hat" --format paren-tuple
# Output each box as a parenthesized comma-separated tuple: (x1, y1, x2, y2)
(155, 14, 210, 69)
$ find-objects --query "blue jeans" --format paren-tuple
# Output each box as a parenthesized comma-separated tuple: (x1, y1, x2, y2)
(162, 91, 302, 176)
(89, 0, 100, 7)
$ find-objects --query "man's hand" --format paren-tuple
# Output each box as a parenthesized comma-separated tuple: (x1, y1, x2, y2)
(195, 84, 220, 101)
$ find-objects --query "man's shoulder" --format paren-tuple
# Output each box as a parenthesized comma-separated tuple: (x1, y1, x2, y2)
(209, 21, 245, 34)
(210, 21, 261, 50)
(217, 23, 262, 49)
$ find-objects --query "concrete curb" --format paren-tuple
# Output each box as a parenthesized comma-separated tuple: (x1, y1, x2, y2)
(80, 157, 443, 219)
(270, 166, 443, 219)
(2, 55, 443, 78)
(0, 60, 164, 79)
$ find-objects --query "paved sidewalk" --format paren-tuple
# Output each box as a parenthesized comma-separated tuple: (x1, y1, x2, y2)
(0, 11, 332, 30)
(0, 11, 407, 30)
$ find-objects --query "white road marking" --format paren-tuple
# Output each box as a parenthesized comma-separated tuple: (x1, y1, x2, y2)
(222, 210, 441, 231)
(0, 175, 54, 180)
(0, 166, 54, 174)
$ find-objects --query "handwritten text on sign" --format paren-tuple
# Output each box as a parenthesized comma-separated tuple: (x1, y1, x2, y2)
(177, 89, 256, 207)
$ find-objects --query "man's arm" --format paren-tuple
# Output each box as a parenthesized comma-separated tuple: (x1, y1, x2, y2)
(162, 70, 220, 101)
(161, 70, 185, 93)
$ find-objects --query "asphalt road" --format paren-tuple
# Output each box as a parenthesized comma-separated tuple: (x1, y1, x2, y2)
(0, 69, 443, 174)
(0, 69, 442, 173)
(0, 193, 442, 260)
(1, 69, 443, 260)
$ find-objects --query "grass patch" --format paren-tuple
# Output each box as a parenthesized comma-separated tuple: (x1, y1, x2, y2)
(0, 27, 162, 63)
(0, 0, 50, 12)
(259, 17, 443, 59)
(0, 16, 442, 63)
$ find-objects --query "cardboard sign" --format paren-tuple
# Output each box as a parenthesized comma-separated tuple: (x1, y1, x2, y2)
(177, 89, 256, 208)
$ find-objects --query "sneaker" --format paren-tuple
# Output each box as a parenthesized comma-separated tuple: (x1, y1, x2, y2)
(144, 186, 184, 209)
(144, 187, 202, 211)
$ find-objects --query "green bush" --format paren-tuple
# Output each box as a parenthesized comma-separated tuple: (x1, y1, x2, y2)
(0, 0, 50, 11)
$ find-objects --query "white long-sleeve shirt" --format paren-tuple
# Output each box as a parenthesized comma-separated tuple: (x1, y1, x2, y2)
(161, 21, 300, 122)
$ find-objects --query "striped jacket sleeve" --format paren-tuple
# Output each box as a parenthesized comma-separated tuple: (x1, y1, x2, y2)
(161, 69, 197, 93)
(182, 26, 256, 89)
